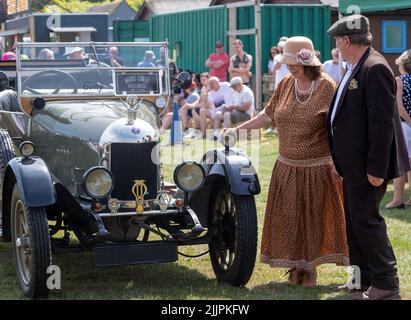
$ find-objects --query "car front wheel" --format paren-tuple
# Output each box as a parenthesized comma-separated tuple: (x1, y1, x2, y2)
(209, 187, 257, 287)
(11, 184, 51, 299)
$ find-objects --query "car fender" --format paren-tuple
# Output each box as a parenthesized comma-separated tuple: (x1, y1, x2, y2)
(201, 148, 261, 196)
(4, 156, 56, 207)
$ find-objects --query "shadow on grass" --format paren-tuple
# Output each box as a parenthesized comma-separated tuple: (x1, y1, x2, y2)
(1, 242, 353, 300)
(250, 280, 351, 300)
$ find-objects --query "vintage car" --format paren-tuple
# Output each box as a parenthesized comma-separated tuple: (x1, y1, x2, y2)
(0, 42, 260, 299)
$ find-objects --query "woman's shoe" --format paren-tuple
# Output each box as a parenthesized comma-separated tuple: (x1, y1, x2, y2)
(384, 202, 405, 210)
(285, 268, 305, 285)
(301, 269, 317, 287)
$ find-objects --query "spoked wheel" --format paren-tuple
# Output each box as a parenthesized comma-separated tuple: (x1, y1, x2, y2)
(11, 184, 51, 299)
(209, 187, 257, 287)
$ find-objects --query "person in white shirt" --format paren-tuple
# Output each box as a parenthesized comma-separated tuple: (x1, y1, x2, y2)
(214, 76, 254, 131)
(323, 48, 346, 84)
(199, 76, 233, 138)
(272, 40, 290, 89)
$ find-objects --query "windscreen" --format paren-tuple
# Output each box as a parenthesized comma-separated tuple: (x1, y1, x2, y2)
(16, 42, 171, 98)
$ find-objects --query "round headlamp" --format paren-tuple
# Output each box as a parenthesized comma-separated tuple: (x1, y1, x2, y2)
(173, 161, 205, 193)
(155, 96, 167, 109)
(83, 167, 114, 199)
(19, 141, 35, 157)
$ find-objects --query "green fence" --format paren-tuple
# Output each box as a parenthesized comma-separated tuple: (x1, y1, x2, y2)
(239, 5, 332, 74)
(114, 4, 332, 75)
(150, 6, 228, 73)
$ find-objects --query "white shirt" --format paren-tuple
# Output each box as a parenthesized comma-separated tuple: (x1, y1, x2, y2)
(323, 60, 346, 84)
(232, 85, 255, 116)
(208, 82, 233, 107)
(330, 63, 356, 134)
(272, 54, 290, 89)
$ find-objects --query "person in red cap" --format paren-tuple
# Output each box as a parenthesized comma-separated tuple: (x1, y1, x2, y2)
(205, 41, 230, 82)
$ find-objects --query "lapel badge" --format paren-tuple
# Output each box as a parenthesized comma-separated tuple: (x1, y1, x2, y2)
(349, 78, 358, 90)
(131, 180, 148, 213)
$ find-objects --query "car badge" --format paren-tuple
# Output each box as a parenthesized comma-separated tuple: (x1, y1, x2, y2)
(131, 127, 140, 134)
(132, 180, 148, 213)
(126, 95, 139, 109)
(157, 191, 172, 212)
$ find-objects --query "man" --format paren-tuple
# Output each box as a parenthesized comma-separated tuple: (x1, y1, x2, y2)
(199, 76, 232, 138)
(214, 76, 254, 130)
(103, 47, 124, 67)
(327, 14, 409, 300)
(38, 48, 55, 60)
(323, 48, 345, 84)
(228, 39, 252, 85)
(63, 47, 84, 60)
(137, 50, 155, 67)
(205, 41, 230, 82)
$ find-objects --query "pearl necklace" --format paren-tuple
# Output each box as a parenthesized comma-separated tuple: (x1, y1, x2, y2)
(294, 79, 315, 104)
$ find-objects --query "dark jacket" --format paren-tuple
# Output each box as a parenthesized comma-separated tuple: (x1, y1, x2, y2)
(327, 47, 410, 186)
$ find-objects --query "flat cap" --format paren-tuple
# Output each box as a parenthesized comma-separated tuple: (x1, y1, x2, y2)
(327, 14, 370, 37)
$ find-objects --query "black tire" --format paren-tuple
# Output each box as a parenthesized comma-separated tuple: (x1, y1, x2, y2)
(209, 187, 257, 287)
(11, 184, 51, 299)
(0, 129, 16, 241)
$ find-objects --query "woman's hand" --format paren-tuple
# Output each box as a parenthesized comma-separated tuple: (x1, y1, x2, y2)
(330, 164, 341, 183)
(222, 127, 238, 139)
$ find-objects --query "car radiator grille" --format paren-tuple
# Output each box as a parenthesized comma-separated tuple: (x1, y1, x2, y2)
(110, 142, 159, 200)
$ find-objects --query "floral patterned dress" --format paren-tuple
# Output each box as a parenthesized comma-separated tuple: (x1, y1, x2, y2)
(258, 74, 349, 270)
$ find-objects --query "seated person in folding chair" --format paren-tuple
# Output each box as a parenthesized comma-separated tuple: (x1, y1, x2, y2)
(215, 76, 255, 130)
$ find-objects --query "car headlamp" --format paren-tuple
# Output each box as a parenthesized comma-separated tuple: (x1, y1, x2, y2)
(173, 161, 205, 192)
(155, 96, 167, 109)
(19, 141, 35, 157)
(83, 167, 114, 199)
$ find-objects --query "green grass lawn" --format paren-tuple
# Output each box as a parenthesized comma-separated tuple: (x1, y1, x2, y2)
(0, 135, 410, 300)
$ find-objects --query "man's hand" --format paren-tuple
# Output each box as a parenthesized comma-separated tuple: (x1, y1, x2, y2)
(367, 174, 384, 187)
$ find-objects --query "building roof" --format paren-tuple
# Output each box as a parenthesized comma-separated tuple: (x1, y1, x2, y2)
(87, 0, 134, 15)
(136, 0, 211, 20)
(320, 0, 338, 9)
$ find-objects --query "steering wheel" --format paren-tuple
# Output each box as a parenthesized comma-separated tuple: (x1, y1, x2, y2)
(22, 70, 78, 95)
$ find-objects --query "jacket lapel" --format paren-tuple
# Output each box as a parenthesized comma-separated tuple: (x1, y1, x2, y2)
(332, 47, 373, 121)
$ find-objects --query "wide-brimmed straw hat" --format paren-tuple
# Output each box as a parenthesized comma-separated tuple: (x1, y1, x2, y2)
(63, 47, 83, 56)
(279, 36, 321, 67)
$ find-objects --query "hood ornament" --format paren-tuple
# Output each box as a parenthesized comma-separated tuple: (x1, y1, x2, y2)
(121, 95, 143, 125)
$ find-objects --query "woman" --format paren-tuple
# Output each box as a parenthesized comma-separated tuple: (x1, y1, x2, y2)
(226, 37, 349, 286)
(267, 46, 279, 74)
(385, 50, 411, 209)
